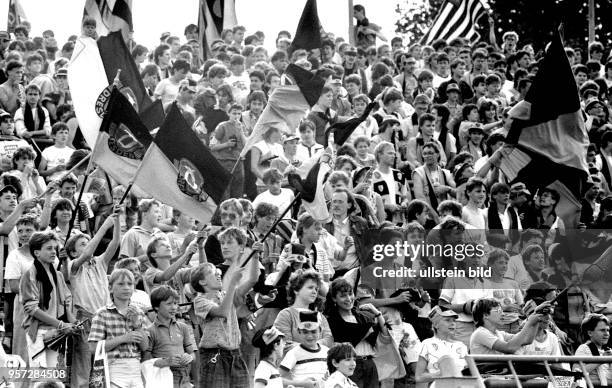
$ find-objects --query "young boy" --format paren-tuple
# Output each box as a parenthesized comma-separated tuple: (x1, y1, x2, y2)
(307, 86, 337, 146)
(465, 75, 486, 105)
(211, 103, 247, 199)
(39, 122, 74, 182)
(143, 236, 200, 294)
(479, 74, 507, 110)
(347, 94, 378, 145)
(295, 119, 324, 163)
(191, 230, 260, 388)
(325, 343, 358, 388)
(226, 54, 250, 103)
(145, 285, 197, 388)
(252, 168, 294, 217)
(14, 84, 52, 139)
(0, 111, 28, 167)
(279, 311, 329, 387)
(10, 146, 46, 199)
(353, 136, 376, 168)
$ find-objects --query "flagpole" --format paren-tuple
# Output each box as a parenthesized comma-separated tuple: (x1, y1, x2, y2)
(36, 153, 92, 200)
(64, 155, 96, 246)
(588, 0, 595, 45)
(240, 192, 302, 268)
(348, 0, 355, 45)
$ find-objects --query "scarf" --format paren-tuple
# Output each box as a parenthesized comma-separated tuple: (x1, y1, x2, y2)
(422, 165, 447, 210)
(34, 259, 58, 310)
(24, 104, 45, 132)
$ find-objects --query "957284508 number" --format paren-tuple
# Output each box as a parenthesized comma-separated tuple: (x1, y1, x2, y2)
(0, 367, 69, 382)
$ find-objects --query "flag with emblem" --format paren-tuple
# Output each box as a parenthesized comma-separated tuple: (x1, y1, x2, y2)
(5, 0, 26, 33)
(69, 31, 161, 148)
(240, 64, 325, 158)
(91, 88, 153, 188)
(287, 152, 331, 222)
(499, 28, 589, 227)
(83, 0, 133, 41)
(133, 103, 231, 224)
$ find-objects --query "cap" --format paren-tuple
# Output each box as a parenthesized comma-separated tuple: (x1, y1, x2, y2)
(510, 182, 531, 197)
(252, 326, 285, 348)
(413, 93, 431, 106)
(585, 97, 604, 112)
(201, 87, 216, 98)
(329, 77, 342, 85)
(160, 32, 171, 41)
(55, 67, 68, 78)
(283, 134, 300, 143)
(345, 46, 357, 55)
(446, 83, 461, 94)
(468, 125, 485, 134)
(428, 306, 458, 322)
(0, 110, 11, 119)
(298, 311, 321, 330)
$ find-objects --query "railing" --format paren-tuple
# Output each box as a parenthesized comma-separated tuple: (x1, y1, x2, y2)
(465, 354, 612, 388)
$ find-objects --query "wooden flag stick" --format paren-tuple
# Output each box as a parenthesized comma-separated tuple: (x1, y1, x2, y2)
(240, 192, 302, 268)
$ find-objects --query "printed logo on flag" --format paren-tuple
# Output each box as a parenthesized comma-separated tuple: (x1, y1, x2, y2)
(96, 84, 139, 118)
(175, 158, 210, 202)
(107, 123, 146, 159)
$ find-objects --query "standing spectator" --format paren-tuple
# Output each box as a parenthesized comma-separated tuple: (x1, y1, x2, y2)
(14, 83, 52, 139)
(88, 269, 148, 387)
(153, 59, 191, 108)
(0, 61, 25, 115)
(39, 122, 74, 182)
(574, 314, 612, 385)
(21, 232, 77, 367)
(372, 141, 410, 224)
(211, 103, 247, 199)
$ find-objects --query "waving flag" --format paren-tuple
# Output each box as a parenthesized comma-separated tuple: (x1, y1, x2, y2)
(69, 31, 160, 148)
(92, 88, 152, 188)
(241, 64, 325, 158)
(326, 101, 378, 147)
(84, 0, 133, 40)
(134, 104, 231, 224)
(288, 0, 323, 55)
(499, 29, 589, 227)
(288, 152, 331, 222)
(199, 0, 237, 59)
(421, 0, 487, 45)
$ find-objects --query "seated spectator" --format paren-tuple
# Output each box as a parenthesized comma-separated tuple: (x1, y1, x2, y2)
(574, 314, 612, 385)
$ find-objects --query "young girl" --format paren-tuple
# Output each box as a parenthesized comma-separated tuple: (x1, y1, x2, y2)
(41, 198, 80, 245)
(325, 343, 359, 388)
(461, 177, 488, 244)
(252, 326, 285, 388)
(88, 268, 148, 388)
(460, 126, 486, 162)
(21, 231, 77, 367)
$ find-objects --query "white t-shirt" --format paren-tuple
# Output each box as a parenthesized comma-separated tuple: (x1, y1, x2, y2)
(462, 205, 487, 230)
(518, 330, 569, 369)
(226, 72, 250, 103)
(469, 326, 514, 355)
(42, 145, 75, 181)
(153, 78, 180, 107)
(325, 370, 358, 388)
(439, 277, 487, 322)
(419, 336, 468, 375)
(280, 343, 328, 382)
(575, 342, 612, 385)
(4, 248, 34, 282)
(253, 189, 295, 218)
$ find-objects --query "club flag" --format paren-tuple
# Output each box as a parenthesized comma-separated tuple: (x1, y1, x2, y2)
(6, 0, 26, 33)
(69, 31, 160, 149)
(199, 0, 237, 60)
(92, 88, 153, 189)
(421, 0, 487, 45)
(97, 31, 153, 114)
(240, 64, 325, 158)
(288, 0, 322, 55)
(326, 101, 378, 146)
(134, 103, 231, 224)
(499, 28, 589, 227)
(139, 100, 165, 132)
(288, 152, 331, 222)
(84, 0, 133, 41)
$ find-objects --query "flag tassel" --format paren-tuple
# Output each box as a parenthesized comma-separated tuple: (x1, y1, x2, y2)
(240, 192, 302, 268)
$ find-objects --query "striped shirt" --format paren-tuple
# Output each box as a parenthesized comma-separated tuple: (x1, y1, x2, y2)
(280, 344, 328, 382)
(88, 302, 146, 359)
